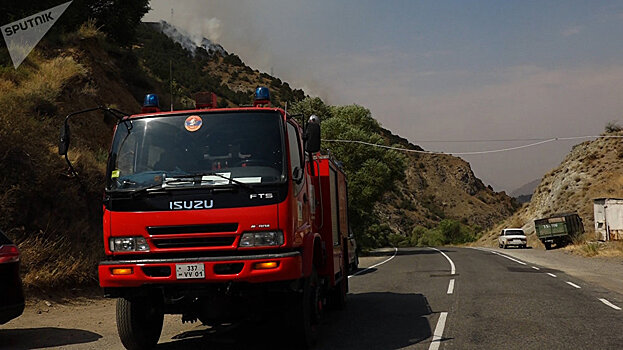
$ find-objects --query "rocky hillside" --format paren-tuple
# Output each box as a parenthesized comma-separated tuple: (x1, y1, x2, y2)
(479, 133, 623, 247)
(376, 142, 518, 236)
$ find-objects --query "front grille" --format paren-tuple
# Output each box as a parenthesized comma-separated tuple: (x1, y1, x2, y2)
(152, 237, 236, 249)
(147, 223, 238, 235)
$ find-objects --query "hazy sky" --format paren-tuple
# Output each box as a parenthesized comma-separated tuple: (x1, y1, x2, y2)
(144, 0, 623, 193)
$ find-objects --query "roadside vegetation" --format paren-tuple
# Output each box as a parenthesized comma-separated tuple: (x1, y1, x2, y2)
(0, 45, 103, 290)
(388, 219, 478, 248)
(0, 1, 151, 291)
(563, 231, 623, 258)
(289, 99, 408, 248)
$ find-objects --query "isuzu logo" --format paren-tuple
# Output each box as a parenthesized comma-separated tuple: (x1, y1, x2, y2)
(169, 200, 214, 210)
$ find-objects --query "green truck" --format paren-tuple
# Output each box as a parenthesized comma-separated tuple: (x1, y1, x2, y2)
(534, 213, 584, 250)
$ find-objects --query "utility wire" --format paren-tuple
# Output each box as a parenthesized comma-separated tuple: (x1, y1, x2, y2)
(322, 135, 623, 156)
(416, 138, 552, 143)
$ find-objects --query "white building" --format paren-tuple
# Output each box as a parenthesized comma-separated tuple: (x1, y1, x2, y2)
(593, 198, 623, 241)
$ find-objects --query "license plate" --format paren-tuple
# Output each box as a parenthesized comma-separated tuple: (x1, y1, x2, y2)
(175, 263, 205, 280)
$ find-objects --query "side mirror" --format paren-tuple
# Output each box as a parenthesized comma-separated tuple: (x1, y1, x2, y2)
(58, 123, 70, 156)
(305, 122, 321, 153)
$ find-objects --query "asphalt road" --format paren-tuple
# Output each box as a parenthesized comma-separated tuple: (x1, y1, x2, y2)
(2, 247, 623, 349)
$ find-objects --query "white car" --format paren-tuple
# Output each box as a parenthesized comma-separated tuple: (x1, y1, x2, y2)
(498, 228, 527, 249)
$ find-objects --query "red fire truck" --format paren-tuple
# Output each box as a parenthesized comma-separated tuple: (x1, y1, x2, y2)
(59, 87, 352, 349)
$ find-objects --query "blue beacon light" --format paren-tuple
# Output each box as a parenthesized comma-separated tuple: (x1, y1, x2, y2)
(142, 93, 161, 113)
(254, 87, 271, 106)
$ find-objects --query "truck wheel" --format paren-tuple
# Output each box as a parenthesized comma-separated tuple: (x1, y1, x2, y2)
(544, 242, 552, 250)
(289, 268, 321, 349)
(328, 277, 348, 310)
(116, 296, 164, 350)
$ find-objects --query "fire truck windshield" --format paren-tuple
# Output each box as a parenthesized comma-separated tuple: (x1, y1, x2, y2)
(106, 111, 285, 191)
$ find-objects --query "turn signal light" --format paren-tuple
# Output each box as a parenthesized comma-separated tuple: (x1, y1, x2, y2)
(253, 261, 279, 270)
(111, 268, 133, 275)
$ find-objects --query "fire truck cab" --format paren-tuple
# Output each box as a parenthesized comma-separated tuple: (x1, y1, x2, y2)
(59, 88, 351, 349)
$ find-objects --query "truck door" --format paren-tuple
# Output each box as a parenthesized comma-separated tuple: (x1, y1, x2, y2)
(286, 122, 309, 245)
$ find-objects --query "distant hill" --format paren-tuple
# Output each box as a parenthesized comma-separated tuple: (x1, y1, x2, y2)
(510, 178, 541, 198)
(515, 194, 532, 204)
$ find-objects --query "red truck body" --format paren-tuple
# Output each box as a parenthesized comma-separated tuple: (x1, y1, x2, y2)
(85, 92, 351, 349)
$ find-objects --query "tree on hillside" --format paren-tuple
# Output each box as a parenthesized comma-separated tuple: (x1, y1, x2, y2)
(290, 98, 406, 249)
(288, 97, 332, 124)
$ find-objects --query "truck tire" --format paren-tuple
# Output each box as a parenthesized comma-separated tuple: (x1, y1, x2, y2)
(544, 241, 552, 250)
(289, 267, 321, 349)
(116, 296, 164, 350)
(328, 276, 348, 310)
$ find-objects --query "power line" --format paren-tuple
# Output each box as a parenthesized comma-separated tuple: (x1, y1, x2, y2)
(415, 138, 550, 143)
(322, 135, 623, 156)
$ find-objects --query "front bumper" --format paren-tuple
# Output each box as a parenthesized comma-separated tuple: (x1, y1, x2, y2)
(503, 240, 526, 246)
(99, 251, 302, 288)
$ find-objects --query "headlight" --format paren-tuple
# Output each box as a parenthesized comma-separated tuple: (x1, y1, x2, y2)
(239, 231, 284, 247)
(109, 237, 150, 252)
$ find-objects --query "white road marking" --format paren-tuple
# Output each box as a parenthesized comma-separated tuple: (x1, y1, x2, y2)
(447, 279, 455, 294)
(531, 266, 540, 270)
(348, 247, 398, 278)
(490, 251, 527, 265)
(428, 312, 448, 350)
(547, 273, 557, 278)
(468, 247, 529, 266)
(429, 247, 456, 275)
(566, 281, 581, 289)
(599, 298, 622, 310)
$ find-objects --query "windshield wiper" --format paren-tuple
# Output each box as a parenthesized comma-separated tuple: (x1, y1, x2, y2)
(167, 172, 256, 192)
(108, 172, 257, 198)
(107, 178, 198, 198)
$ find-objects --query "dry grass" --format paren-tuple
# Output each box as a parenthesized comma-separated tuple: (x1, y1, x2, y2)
(0, 54, 87, 116)
(77, 19, 104, 39)
(19, 235, 100, 290)
(0, 44, 106, 291)
(563, 241, 623, 258)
